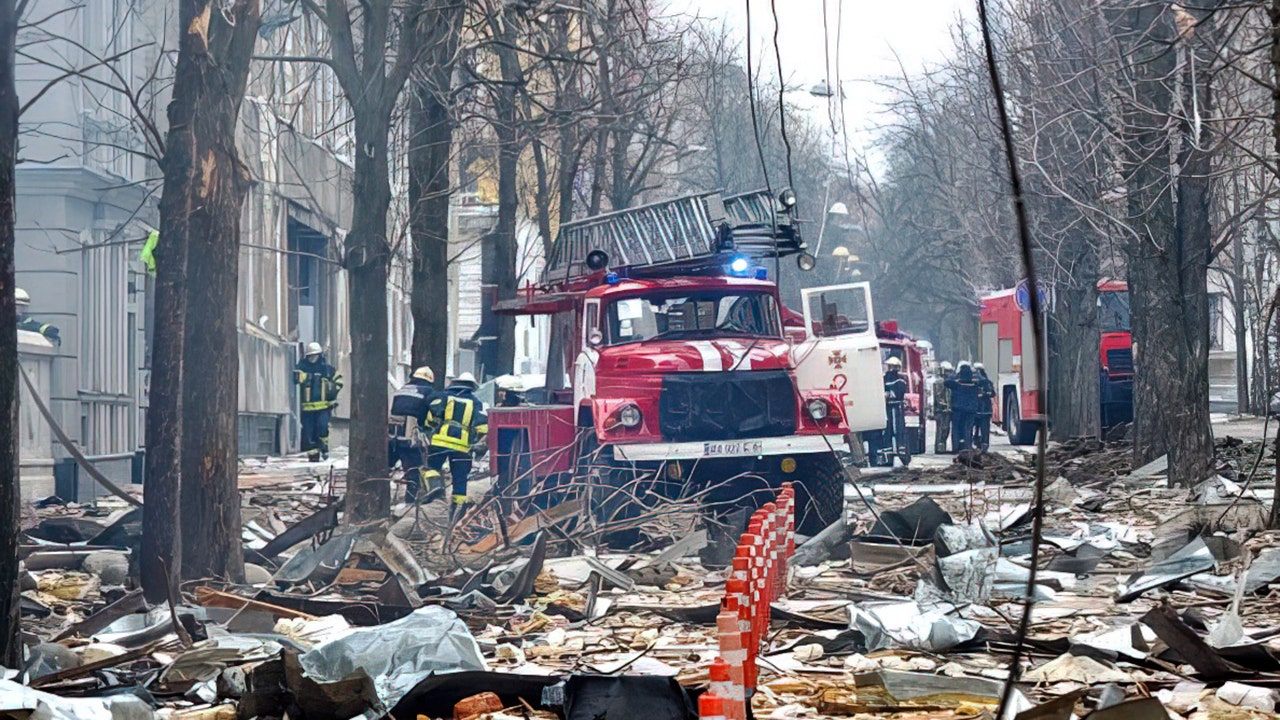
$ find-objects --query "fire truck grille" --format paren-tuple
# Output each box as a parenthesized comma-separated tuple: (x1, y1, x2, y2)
(1106, 348, 1134, 376)
(659, 370, 797, 442)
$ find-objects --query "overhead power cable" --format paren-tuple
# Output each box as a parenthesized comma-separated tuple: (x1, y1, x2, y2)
(973, 0, 1051, 717)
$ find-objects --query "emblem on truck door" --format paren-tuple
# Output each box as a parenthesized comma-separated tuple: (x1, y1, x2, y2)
(828, 350, 847, 369)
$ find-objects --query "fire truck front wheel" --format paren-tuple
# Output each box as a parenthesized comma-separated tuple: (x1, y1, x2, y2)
(793, 455, 848, 535)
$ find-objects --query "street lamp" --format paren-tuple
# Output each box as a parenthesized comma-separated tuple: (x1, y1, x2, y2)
(814, 198, 851, 256)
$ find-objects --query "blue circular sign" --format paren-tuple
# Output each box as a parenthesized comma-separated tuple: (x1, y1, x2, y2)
(1014, 279, 1048, 312)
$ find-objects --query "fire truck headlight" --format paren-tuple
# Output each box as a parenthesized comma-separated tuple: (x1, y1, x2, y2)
(618, 404, 642, 428)
(806, 398, 830, 421)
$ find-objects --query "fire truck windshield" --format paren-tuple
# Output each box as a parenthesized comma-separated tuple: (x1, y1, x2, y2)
(605, 291, 781, 345)
(1099, 291, 1130, 332)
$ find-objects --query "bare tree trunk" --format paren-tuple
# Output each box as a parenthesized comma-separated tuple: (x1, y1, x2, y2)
(1118, 0, 1214, 485)
(410, 2, 462, 380)
(312, 0, 422, 523)
(1233, 223, 1248, 415)
(178, 0, 260, 585)
(146, 0, 233, 602)
(345, 113, 394, 522)
(478, 7, 521, 379)
(0, 0, 20, 668)
(1271, 0, 1280, 169)
(1047, 240, 1101, 440)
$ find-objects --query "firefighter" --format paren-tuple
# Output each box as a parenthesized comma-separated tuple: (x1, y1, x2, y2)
(294, 342, 343, 462)
(973, 362, 995, 451)
(945, 362, 981, 451)
(882, 356, 909, 465)
(389, 366, 441, 504)
(425, 372, 488, 518)
(933, 361, 954, 453)
(15, 289, 61, 345)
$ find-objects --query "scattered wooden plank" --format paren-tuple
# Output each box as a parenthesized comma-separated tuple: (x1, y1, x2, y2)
(193, 586, 317, 621)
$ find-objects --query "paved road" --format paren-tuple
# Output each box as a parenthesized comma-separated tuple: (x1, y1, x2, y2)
(863, 413, 1273, 475)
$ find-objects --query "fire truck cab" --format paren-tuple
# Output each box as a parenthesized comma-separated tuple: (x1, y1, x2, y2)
(487, 190, 886, 537)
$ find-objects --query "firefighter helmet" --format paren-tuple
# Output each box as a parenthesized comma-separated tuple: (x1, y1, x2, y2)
(15, 288, 29, 306)
(412, 366, 435, 383)
(940, 361, 954, 371)
(885, 356, 902, 368)
(453, 372, 478, 388)
(304, 342, 323, 357)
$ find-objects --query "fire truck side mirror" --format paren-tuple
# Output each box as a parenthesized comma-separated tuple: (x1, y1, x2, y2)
(588, 329, 604, 347)
(796, 252, 816, 271)
(586, 249, 610, 271)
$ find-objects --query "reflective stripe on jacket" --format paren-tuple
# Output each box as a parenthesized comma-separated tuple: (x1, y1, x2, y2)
(295, 355, 343, 412)
(427, 388, 488, 452)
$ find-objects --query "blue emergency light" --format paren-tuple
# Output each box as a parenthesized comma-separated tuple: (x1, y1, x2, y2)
(605, 271, 620, 284)
(755, 268, 768, 280)
(729, 256, 750, 275)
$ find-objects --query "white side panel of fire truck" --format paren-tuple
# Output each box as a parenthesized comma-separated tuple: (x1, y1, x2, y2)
(573, 299, 601, 417)
(793, 282, 886, 432)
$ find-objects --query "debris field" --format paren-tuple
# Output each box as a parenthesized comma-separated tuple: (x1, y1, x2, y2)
(8, 436, 1280, 720)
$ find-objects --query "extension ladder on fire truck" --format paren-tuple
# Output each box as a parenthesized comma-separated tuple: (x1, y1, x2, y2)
(542, 189, 806, 285)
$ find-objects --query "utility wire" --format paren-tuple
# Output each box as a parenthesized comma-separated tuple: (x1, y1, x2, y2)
(974, 0, 1050, 716)
(769, 0, 797, 210)
(743, 0, 781, 279)
(743, 0, 774, 200)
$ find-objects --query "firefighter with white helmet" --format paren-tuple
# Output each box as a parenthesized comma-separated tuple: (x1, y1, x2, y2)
(424, 371, 488, 518)
(933, 360, 955, 453)
(294, 342, 343, 461)
(15, 288, 61, 345)
(878, 356, 910, 465)
(389, 365, 441, 503)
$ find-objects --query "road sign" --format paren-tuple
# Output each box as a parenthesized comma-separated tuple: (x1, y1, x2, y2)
(1014, 279, 1050, 312)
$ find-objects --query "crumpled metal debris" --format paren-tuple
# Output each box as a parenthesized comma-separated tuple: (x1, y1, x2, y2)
(0, 678, 154, 720)
(1116, 536, 1216, 602)
(299, 605, 486, 710)
(848, 599, 983, 652)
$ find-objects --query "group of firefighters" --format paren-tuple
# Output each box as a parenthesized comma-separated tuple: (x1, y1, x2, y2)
(931, 360, 996, 453)
(292, 344, 488, 518)
(879, 354, 998, 459)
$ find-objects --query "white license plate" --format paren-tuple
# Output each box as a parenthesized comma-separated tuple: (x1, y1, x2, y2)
(702, 440, 764, 457)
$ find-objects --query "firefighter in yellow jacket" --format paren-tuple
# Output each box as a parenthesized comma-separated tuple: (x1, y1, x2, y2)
(294, 342, 343, 462)
(423, 372, 487, 517)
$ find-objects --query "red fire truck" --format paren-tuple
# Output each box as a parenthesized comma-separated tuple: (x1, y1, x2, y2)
(864, 320, 929, 464)
(487, 190, 886, 537)
(978, 279, 1133, 445)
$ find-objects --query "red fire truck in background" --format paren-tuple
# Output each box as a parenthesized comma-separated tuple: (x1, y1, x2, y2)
(486, 189, 887, 539)
(978, 279, 1133, 445)
(864, 320, 929, 463)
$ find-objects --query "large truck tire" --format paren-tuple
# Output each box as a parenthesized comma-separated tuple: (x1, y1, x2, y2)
(794, 455, 848, 536)
(1004, 395, 1040, 446)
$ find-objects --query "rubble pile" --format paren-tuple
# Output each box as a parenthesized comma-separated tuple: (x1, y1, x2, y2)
(6, 441, 1280, 720)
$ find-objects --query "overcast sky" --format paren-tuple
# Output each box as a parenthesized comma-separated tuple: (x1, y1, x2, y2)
(685, 0, 972, 157)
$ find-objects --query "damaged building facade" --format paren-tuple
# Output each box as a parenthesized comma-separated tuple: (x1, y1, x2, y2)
(8, 3, 430, 495)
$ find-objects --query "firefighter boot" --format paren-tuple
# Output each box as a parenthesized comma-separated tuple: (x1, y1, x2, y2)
(449, 494, 472, 523)
(418, 469, 445, 504)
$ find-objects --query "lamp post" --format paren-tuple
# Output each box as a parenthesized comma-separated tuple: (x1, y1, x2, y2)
(814, 198, 848, 257)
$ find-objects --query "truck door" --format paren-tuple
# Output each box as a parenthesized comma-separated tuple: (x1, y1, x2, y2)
(573, 299, 601, 417)
(793, 282, 886, 432)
